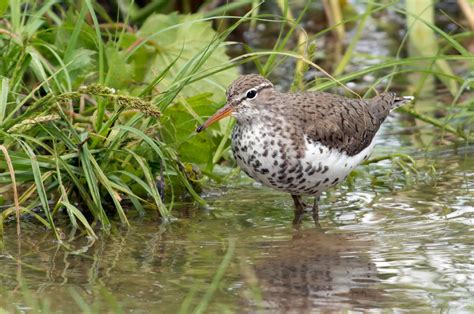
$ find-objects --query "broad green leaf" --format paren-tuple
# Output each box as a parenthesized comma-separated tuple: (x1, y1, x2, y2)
(104, 46, 135, 89)
(138, 13, 237, 103)
(161, 93, 222, 164)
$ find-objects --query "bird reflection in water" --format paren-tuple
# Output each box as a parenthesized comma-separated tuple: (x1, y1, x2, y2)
(245, 226, 384, 312)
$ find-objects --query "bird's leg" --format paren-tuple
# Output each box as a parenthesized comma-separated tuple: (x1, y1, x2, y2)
(291, 195, 305, 225)
(312, 196, 320, 223)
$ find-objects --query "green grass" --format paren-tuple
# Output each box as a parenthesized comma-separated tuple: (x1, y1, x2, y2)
(0, 0, 472, 240)
(0, 0, 249, 240)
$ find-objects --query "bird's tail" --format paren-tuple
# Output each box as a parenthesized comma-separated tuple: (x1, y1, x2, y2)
(391, 96, 414, 110)
(369, 93, 414, 119)
(369, 93, 415, 119)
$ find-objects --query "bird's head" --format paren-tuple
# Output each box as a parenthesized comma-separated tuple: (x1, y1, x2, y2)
(196, 74, 273, 132)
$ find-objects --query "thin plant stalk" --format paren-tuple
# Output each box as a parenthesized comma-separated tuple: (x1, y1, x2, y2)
(0, 145, 21, 237)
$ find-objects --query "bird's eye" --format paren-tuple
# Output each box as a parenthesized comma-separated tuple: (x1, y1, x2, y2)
(246, 89, 257, 99)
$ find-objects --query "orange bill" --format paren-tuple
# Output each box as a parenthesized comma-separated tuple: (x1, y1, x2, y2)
(196, 104, 233, 133)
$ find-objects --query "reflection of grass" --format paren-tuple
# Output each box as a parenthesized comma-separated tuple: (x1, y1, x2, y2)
(0, 281, 124, 313)
(179, 239, 236, 314)
(0, 239, 236, 313)
(69, 286, 124, 313)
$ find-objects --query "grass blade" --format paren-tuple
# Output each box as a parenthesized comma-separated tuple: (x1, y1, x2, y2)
(61, 201, 97, 239)
(18, 141, 60, 240)
(0, 78, 8, 125)
(78, 141, 111, 228)
(88, 152, 130, 226)
(0, 145, 21, 237)
(192, 239, 236, 314)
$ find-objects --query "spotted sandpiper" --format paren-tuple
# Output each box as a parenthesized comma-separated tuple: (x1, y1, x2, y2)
(196, 74, 413, 224)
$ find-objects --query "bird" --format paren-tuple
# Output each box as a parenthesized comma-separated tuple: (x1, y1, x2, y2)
(196, 74, 413, 224)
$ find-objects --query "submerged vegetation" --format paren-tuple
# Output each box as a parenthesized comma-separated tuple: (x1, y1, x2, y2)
(0, 0, 472, 242)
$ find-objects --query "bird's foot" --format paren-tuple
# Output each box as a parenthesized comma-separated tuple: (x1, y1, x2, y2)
(312, 196, 320, 225)
(292, 195, 321, 227)
(291, 195, 305, 226)
(292, 212, 304, 225)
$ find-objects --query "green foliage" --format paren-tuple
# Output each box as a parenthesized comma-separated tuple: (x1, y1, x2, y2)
(161, 93, 222, 165)
(406, 0, 458, 96)
(0, 0, 8, 17)
(138, 13, 238, 102)
(0, 0, 238, 238)
(0, 0, 472, 239)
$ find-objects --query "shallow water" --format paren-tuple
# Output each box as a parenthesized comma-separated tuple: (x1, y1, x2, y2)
(1, 4, 473, 312)
(1, 118, 473, 312)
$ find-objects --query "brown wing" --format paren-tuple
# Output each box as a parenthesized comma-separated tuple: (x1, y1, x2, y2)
(289, 92, 398, 156)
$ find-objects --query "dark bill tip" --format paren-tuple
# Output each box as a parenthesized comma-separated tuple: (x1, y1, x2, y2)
(195, 104, 233, 134)
(195, 125, 205, 133)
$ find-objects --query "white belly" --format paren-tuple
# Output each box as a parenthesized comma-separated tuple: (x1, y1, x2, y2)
(232, 126, 375, 196)
(296, 136, 375, 195)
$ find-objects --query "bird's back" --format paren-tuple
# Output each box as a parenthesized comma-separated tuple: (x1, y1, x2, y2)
(283, 91, 409, 156)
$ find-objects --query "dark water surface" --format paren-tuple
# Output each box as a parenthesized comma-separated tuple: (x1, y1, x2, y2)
(1, 120, 473, 312)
